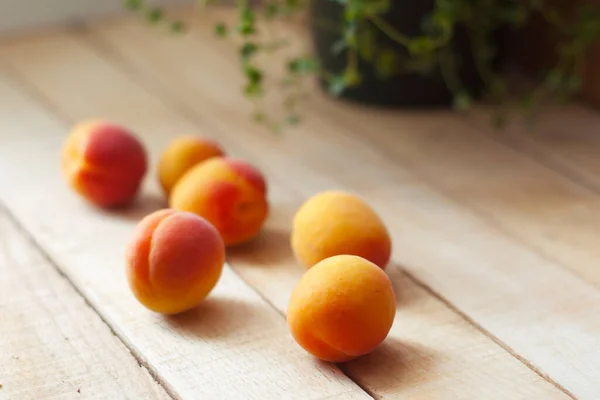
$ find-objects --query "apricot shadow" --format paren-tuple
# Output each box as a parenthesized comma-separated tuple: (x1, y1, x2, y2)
(386, 263, 421, 309)
(108, 192, 168, 221)
(227, 227, 293, 266)
(163, 296, 263, 339)
(341, 337, 439, 392)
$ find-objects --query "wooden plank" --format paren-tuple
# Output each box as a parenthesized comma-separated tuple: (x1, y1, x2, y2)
(0, 208, 170, 400)
(285, 11, 600, 291)
(469, 105, 600, 194)
(0, 23, 571, 399)
(0, 73, 369, 399)
(61, 10, 600, 398)
(312, 90, 600, 289)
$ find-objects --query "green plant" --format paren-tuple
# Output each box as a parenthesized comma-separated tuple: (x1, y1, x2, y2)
(125, 0, 600, 129)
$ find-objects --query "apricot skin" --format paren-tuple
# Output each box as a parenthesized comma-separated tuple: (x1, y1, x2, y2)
(291, 191, 392, 269)
(158, 136, 225, 196)
(61, 120, 147, 207)
(126, 209, 225, 314)
(169, 157, 268, 246)
(287, 255, 396, 362)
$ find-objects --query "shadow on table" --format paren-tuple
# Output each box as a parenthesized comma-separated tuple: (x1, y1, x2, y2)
(341, 337, 439, 393)
(227, 227, 293, 267)
(163, 296, 266, 340)
(109, 192, 168, 221)
(386, 263, 424, 309)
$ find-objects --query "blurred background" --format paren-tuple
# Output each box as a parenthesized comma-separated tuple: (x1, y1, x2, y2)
(0, 0, 132, 33)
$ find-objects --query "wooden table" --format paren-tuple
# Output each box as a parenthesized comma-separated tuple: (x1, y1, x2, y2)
(1, 5, 600, 400)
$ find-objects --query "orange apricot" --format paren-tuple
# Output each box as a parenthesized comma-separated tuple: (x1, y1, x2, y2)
(158, 135, 225, 196)
(61, 120, 147, 207)
(169, 157, 268, 246)
(126, 209, 225, 314)
(287, 255, 396, 362)
(291, 191, 392, 269)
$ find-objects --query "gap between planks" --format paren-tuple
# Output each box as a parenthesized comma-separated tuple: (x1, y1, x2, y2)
(68, 30, 579, 399)
(0, 59, 371, 399)
(78, 12, 600, 396)
(0, 201, 171, 400)
(0, 14, 592, 396)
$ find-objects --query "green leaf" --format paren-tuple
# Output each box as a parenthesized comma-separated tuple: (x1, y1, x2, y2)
(408, 37, 436, 55)
(253, 111, 267, 123)
(565, 75, 582, 94)
(344, 1, 364, 21)
(146, 8, 163, 24)
(375, 49, 398, 79)
(244, 64, 263, 85)
(282, 0, 302, 14)
(357, 26, 376, 62)
(488, 78, 507, 98)
(241, 42, 259, 59)
(124, 0, 143, 11)
(286, 115, 301, 125)
(545, 69, 564, 92)
(215, 23, 228, 37)
(343, 67, 361, 87)
(452, 92, 471, 111)
(245, 82, 263, 96)
(265, 2, 278, 19)
(288, 57, 319, 74)
(238, 8, 256, 35)
(429, 12, 452, 33)
(343, 22, 358, 47)
(244, 63, 263, 97)
(170, 21, 186, 33)
(363, 0, 390, 16)
(328, 75, 346, 96)
(519, 93, 535, 111)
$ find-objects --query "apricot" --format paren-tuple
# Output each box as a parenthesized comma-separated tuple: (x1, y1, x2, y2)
(287, 255, 396, 362)
(291, 190, 392, 269)
(126, 209, 225, 314)
(61, 120, 147, 207)
(169, 157, 268, 246)
(158, 135, 225, 196)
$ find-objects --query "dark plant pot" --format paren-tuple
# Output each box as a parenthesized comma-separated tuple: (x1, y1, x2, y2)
(308, 0, 503, 108)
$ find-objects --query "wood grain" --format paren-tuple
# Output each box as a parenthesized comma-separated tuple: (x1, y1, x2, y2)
(0, 12, 584, 398)
(0, 21, 572, 399)
(0, 208, 170, 400)
(0, 73, 368, 399)
(65, 10, 600, 398)
(469, 105, 600, 194)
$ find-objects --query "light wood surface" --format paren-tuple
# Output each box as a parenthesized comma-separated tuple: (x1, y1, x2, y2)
(0, 207, 170, 400)
(470, 105, 600, 194)
(0, 72, 368, 399)
(1, 5, 599, 399)
(82, 9, 600, 397)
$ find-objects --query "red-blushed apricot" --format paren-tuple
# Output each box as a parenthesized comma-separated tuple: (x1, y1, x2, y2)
(158, 135, 226, 196)
(287, 255, 396, 362)
(126, 209, 225, 314)
(61, 120, 147, 207)
(169, 157, 268, 246)
(291, 191, 392, 269)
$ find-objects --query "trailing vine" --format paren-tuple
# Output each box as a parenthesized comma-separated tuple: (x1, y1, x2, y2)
(125, 0, 600, 129)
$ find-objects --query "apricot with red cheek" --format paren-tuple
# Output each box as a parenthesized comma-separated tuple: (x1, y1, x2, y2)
(61, 120, 147, 207)
(126, 209, 225, 314)
(169, 157, 268, 246)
